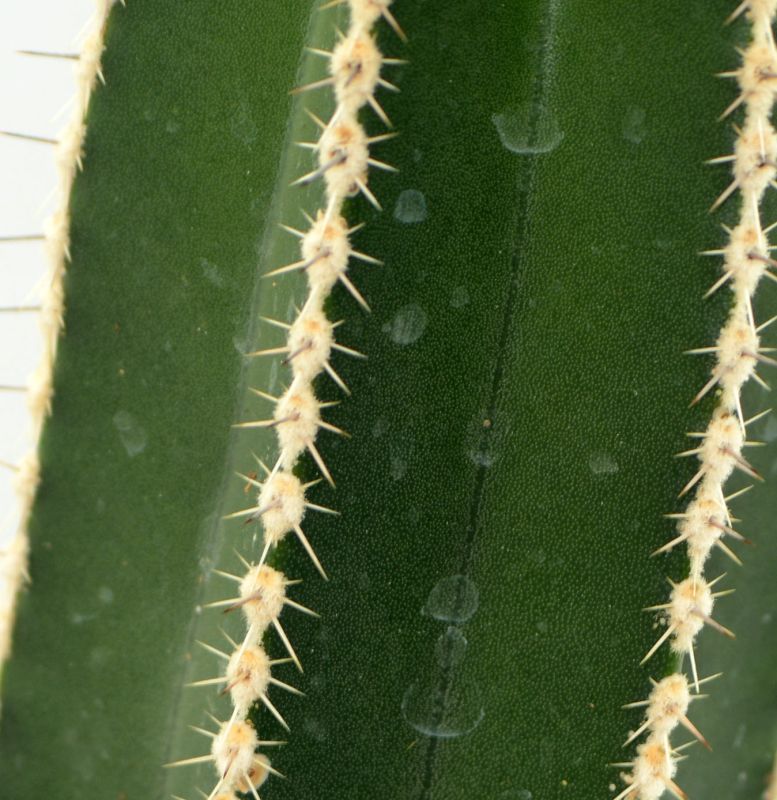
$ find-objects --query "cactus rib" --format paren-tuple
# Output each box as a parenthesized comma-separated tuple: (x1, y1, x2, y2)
(164, 2, 405, 797)
(616, 3, 777, 799)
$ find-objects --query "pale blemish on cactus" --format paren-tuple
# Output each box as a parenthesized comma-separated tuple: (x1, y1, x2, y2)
(616, 3, 777, 798)
(0, 0, 113, 670)
(164, 1, 404, 797)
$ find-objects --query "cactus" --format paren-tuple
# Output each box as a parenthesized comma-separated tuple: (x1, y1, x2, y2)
(1, 1, 777, 799)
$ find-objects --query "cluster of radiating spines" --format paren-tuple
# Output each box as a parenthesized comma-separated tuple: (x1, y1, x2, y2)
(616, 3, 777, 799)
(165, 2, 404, 798)
(0, 0, 112, 664)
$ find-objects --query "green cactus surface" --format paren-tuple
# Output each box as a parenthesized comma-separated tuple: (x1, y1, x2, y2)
(1, 2, 776, 800)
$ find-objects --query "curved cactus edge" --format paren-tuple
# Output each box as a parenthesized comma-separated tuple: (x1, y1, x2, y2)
(0, 0, 114, 673)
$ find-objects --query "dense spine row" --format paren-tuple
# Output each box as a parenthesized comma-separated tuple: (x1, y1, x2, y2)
(0, 0, 112, 668)
(616, 3, 777, 798)
(168, 2, 403, 798)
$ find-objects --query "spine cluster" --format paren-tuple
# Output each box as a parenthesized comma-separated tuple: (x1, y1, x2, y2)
(0, 0, 111, 666)
(169, 2, 404, 797)
(616, 2, 777, 798)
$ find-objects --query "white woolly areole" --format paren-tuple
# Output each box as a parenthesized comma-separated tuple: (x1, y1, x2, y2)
(715, 312, 760, 404)
(42, 209, 70, 332)
(696, 407, 745, 487)
(667, 577, 714, 655)
(733, 116, 777, 201)
(257, 469, 306, 544)
(737, 43, 777, 118)
(287, 304, 334, 384)
(330, 30, 383, 114)
(75, 26, 106, 109)
(627, 734, 679, 800)
(56, 120, 87, 182)
(43, 209, 71, 269)
(225, 643, 272, 715)
(211, 719, 259, 783)
(239, 563, 287, 632)
(643, 674, 691, 738)
(274, 379, 323, 468)
(26, 359, 54, 423)
(301, 209, 351, 296)
(723, 220, 768, 296)
(12, 453, 41, 511)
(681, 486, 730, 571)
(318, 113, 370, 201)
